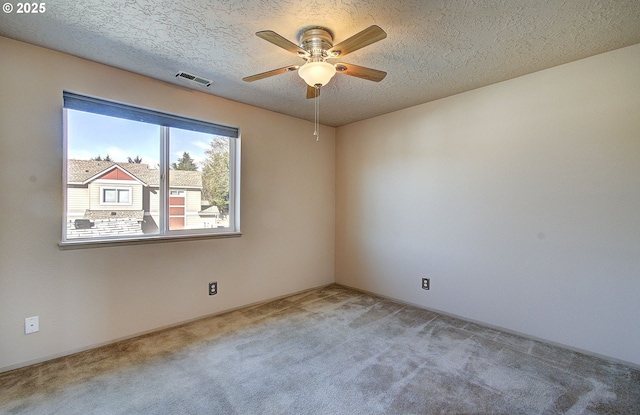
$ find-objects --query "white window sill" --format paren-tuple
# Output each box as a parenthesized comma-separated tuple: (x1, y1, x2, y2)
(58, 231, 242, 250)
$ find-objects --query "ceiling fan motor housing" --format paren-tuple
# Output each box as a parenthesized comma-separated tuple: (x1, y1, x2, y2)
(299, 28, 334, 59)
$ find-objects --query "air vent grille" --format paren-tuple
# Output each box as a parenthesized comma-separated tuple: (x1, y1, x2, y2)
(176, 71, 213, 87)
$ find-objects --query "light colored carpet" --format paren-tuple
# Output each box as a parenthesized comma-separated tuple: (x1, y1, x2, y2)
(1, 285, 638, 414)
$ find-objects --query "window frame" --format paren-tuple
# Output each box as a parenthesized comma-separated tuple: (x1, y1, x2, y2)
(60, 92, 241, 249)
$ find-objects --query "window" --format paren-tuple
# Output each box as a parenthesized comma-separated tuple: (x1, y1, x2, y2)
(61, 92, 240, 247)
(101, 187, 131, 205)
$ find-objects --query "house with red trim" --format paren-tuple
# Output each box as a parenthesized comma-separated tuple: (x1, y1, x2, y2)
(66, 159, 219, 238)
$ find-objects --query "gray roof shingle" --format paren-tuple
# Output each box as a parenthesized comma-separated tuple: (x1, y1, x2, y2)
(67, 159, 201, 188)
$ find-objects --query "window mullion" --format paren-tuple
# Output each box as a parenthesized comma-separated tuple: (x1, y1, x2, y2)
(228, 137, 239, 231)
(159, 126, 170, 234)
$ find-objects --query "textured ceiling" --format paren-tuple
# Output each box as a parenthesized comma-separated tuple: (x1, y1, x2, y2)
(1, 0, 640, 126)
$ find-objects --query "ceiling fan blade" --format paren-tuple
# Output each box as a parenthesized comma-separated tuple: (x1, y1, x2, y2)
(243, 65, 299, 82)
(256, 30, 309, 57)
(326, 25, 387, 58)
(306, 85, 320, 99)
(335, 63, 387, 82)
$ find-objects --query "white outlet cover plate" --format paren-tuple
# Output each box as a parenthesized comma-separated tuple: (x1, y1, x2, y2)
(25, 316, 39, 334)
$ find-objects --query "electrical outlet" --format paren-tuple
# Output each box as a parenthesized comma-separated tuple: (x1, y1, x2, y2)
(422, 278, 430, 290)
(209, 281, 217, 295)
(25, 316, 39, 334)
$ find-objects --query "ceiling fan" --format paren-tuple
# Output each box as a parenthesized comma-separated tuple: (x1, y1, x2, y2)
(243, 25, 387, 99)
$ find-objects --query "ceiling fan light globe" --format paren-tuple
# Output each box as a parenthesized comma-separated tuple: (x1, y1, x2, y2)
(298, 61, 336, 87)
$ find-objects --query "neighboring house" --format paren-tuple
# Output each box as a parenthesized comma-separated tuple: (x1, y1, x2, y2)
(66, 159, 219, 238)
(198, 205, 221, 228)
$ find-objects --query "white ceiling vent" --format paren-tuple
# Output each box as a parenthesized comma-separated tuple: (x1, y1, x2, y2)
(175, 71, 213, 87)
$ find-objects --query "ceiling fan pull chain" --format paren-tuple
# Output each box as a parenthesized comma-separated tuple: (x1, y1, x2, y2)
(314, 84, 320, 141)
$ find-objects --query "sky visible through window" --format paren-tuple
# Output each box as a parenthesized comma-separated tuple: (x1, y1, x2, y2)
(67, 109, 211, 169)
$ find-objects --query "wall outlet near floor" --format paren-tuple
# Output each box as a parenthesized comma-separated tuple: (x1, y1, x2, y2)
(25, 316, 39, 334)
(422, 278, 430, 290)
(209, 282, 218, 295)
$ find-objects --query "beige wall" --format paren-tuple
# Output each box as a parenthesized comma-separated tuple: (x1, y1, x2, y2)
(0, 37, 335, 371)
(335, 44, 640, 366)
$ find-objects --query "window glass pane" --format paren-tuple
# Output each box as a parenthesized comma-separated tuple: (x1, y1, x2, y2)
(169, 129, 231, 231)
(118, 189, 130, 204)
(65, 109, 161, 239)
(103, 189, 116, 203)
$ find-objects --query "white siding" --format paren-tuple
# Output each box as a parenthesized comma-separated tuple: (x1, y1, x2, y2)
(185, 189, 201, 213)
(148, 189, 160, 215)
(185, 214, 205, 229)
(67, 186, 89, 218)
